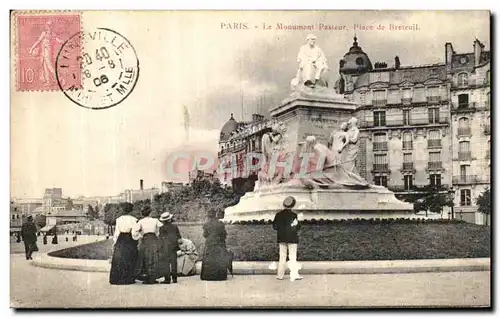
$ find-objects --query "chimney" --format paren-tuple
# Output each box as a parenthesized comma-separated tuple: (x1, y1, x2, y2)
(473, 38, 483, 66)
(395, 56, 401, 69)
(140, 179, 144, 190)
(445, 42, 454, 72)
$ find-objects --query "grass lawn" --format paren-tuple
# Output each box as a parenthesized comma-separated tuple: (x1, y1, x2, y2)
(49, 221, 491, 261)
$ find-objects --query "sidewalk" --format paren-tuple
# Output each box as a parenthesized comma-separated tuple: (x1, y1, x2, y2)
(10, 254, 490, 308)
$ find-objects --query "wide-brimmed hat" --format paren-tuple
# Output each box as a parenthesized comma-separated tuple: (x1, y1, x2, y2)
(159, 212, 173, 222)
(283, 196, 296, 209)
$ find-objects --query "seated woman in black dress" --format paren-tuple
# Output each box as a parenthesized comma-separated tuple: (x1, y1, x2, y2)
(109, 203, 140, 285)
(200, 208, 228, 281)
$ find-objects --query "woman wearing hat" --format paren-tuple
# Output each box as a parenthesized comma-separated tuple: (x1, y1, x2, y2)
(109, 202, 140, 285)
(135, 205, 163, 284)
(157, 211, 182, 284)
(272, 196, 303, 281)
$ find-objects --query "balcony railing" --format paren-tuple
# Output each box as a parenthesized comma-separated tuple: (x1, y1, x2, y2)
(454, 102, 477, 112)
(453, 175, 479, 185)
(458, 151, 472, 161)
(373, 164, 389, 172)
(484, 125, 490, 135)
(427, 96, 441, 103)
(359, 116, 449, 128)
(428, 161, 442, 170)
(427, 139, 442, 148)
(402, 141, 413, 150)
(373, 142, 388, 151)
(402, 98, 412, 105)
(373, 99, 387, 107)
(402, 162, 414, 171)
(453, 175, 490, 185)
(457, 127, 471, 136)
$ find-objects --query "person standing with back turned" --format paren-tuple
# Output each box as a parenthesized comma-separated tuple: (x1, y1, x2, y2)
(272, 196, 303, 281)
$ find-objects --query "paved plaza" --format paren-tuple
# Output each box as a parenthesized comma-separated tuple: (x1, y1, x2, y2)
(10, 253, 490, 308)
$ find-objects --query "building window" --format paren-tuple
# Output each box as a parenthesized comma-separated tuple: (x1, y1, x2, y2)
(486, 92, 490, 109)
(404, 175, 413, 191)
(485, 115, 491, 135)
(428, 130, 441, 148)
(486, 70, 490, 85)
(486, 140, 490, 159)
(403, 109, 411, 125)
(373, 90, 386, 106)
(403, 153, 413, 170)
(460, 189, 471, 206)
(402, 132, 413, 150)
(373, 111, 386, 127)
(373, 154, 388, 171)
(457, 73, 469, 87)
(458, 117, 471, 136)
(427, 86, 440, 97)
(428, 152, 441, 169)
(460, 164, 470, 180)
(428, 107, 440, 124)
(458, 94, 469, 108)
(402, 89, 412, 104)
(11, 215, 15, 220)
(430, 174, 441, 187)
(373, 133, 387, 151)
(458, 141, 471, 160)
(374, 176, 388, 187)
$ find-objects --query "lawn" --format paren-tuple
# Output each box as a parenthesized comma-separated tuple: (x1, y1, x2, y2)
(49, 220, 491, 261)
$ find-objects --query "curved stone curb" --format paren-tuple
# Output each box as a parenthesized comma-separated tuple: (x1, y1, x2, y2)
(31, 253, 490, 275)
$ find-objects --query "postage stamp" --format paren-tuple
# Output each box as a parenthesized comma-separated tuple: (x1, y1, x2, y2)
(55, 28, 140, 110)
(16, 13, 81, 91)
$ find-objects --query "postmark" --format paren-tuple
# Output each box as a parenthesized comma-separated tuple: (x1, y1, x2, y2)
(55, 28, 140, 110)
(16, 13, 81, 91)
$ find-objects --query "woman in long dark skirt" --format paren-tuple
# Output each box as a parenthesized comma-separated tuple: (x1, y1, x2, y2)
(201, 209, 228, 281)
(109, 203, 140, 285)
(135, 205, 163, 284)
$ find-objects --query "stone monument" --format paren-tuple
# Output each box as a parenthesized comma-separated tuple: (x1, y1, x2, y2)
(223, 35, 413, 223)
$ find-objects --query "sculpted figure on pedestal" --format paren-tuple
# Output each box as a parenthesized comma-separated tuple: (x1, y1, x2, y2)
(291, 34, 329, 90)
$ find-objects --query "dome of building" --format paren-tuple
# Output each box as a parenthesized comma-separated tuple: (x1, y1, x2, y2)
(339, 36, 373, 75)
(220, 113, 239, 141)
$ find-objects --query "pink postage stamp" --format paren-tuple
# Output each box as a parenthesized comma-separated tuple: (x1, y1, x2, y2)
(16, 13, 81, 91)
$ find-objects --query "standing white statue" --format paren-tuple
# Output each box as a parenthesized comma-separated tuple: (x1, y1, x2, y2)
(341, 117, 361, 174)
(291, 34, 328, 90)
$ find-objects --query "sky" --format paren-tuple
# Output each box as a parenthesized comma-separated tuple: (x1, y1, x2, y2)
(10, 10, 490, 198)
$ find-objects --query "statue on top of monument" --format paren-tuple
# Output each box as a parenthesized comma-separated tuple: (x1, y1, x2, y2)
(291, 34, 329, 90)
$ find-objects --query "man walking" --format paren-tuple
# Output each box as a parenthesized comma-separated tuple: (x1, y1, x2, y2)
(20, 215, 38, 260)
(272, 196, 303, 281)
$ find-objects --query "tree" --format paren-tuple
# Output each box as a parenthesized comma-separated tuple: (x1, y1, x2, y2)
(397, 185, 454, 215)
(65, 198, 74, 210)
(86, 204, 99, 220)
(476, 188, 491, 225)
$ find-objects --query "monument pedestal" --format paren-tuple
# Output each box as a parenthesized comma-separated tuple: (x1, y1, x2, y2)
(223, 183, 414, 222)
(269, 85, 356, 152)
(223, 86, 414, 223)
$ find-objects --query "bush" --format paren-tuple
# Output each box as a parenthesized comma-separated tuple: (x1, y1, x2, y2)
(52, 222, 491, 262)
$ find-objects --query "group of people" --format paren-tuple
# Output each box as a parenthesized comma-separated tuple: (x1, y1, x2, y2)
(109, 204, 231, 285)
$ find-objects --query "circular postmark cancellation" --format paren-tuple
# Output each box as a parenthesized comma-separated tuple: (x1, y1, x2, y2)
(55, 28, 139, 110)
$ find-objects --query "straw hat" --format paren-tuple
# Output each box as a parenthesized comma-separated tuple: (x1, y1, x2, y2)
(159, 212, 173, 222)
